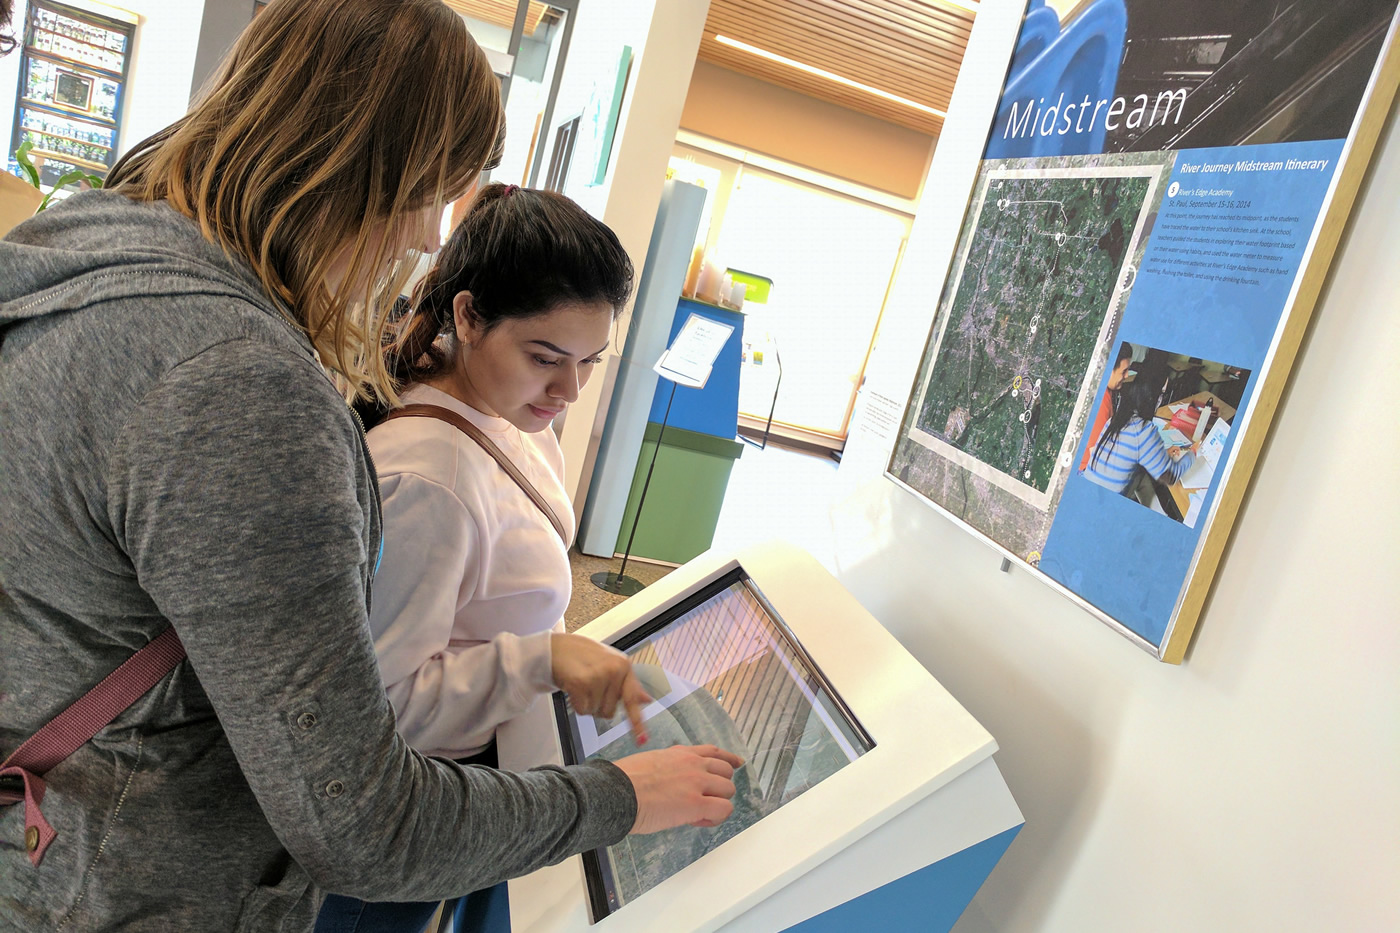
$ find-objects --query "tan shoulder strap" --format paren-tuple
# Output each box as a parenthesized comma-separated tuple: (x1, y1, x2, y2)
(382, 404, 569, 545)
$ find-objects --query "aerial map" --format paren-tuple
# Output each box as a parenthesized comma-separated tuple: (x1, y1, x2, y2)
(889, 156, 1168, 561)
(911, 169, 1152, 499)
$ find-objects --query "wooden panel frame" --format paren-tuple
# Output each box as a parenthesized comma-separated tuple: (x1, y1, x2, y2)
(884, 1, 1400, 662)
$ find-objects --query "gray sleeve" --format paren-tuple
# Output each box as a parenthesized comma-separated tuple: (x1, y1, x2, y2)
(106, 339, 635, 900)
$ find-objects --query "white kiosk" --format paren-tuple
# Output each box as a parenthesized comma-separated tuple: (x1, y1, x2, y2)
(496, 542, 1022, 932)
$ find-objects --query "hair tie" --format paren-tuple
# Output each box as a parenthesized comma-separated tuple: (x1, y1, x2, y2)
(504, 184, 519, 198)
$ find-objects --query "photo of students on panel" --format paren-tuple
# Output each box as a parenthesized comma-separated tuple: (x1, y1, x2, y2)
(0, 2, 740, 929)
(1079, 341, 1250, 526)
(1077, 340, 1135, 473)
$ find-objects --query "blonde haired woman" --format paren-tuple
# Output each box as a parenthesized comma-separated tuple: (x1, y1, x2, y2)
(0, 2, 738, 930)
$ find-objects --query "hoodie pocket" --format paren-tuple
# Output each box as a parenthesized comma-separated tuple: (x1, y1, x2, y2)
(235, 853, 314, 933)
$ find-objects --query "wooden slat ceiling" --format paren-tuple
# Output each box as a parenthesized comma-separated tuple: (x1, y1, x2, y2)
(442, 0, 548, 37)
(698, 0, 976, 136)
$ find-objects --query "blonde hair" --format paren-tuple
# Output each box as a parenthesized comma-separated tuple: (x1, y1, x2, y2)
(107, 0, 504, 401)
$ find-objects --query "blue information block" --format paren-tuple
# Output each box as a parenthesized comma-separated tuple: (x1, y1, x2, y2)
(1039, 138, 1342, 645)
(647, 299, 744, 439)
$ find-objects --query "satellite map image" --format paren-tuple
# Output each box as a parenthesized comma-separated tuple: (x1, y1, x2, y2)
(889, 155, 1170, 561)
(911, 169, 1152, 497)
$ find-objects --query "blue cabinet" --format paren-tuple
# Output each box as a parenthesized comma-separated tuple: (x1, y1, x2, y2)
(646, 298, 745, 439)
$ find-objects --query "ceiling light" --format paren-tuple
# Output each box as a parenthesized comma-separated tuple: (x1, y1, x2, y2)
(713, 35, 947, 119)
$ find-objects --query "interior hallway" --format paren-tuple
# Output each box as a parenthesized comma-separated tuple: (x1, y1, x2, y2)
(565, 440, 840, 631)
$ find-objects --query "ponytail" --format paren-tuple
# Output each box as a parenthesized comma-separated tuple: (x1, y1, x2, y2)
(365, 183, 634, 428)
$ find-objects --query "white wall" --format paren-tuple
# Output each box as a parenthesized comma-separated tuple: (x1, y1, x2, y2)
(821, 6, 1400, 931)
(116, 0, 204, 151)
(544, 3, 654, 219)
(1, 0, 205, 167)
(551, 0, 709, 509)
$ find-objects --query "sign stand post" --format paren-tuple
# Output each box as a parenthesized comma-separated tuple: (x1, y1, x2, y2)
(592, 312, 735, 596)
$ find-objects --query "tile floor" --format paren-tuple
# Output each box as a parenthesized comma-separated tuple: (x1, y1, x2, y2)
(563, 551, 672, 632)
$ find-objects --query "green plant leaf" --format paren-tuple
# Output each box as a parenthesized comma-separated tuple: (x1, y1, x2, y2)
(14, 140, 41, 189)
(36, 169, 104, 212)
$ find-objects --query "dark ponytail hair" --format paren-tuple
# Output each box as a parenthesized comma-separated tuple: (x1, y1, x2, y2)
(356, 183, 634, 428)
(1091, 361, 1167, 468)
(396, 183, 632, 378)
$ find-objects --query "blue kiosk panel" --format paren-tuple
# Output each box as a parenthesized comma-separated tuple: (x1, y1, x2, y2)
(647, 299, 745, 439)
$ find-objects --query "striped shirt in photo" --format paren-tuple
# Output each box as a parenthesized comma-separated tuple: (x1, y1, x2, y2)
(1083, 417, 1194, 494)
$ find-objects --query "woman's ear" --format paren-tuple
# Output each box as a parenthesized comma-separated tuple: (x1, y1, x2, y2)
(452, 291, 480, 345)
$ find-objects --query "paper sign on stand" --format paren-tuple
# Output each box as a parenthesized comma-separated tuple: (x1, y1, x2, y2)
(654, 313, 735, 389)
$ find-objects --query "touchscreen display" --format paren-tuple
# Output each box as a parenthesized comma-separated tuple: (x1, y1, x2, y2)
(555, 569, 873, 921)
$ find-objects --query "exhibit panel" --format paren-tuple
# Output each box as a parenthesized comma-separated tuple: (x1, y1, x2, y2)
(884, 0, 1400, 661)
(497, 542, 1022, 932)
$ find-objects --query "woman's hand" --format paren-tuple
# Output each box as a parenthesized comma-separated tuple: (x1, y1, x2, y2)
(614, 745, 744, 833)
(551, 633, 652, 744)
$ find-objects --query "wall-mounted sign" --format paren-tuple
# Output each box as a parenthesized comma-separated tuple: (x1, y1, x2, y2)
(888, 0, 1400, 661)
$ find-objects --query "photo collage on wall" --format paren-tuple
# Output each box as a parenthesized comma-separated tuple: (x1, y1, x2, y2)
(888, 0, 1399, 659)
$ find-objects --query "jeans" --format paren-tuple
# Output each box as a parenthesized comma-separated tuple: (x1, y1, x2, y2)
(314, 743, 508, 933)
(315, 885, 508, 933)
(314, 894, 440, 933)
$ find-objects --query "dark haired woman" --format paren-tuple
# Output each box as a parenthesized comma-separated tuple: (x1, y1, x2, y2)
(318, 184, 658, 931)
(1083, 367, 1197, 496)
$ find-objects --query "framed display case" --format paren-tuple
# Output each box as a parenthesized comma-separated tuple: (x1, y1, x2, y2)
(10, 0, 135, 188)
(886, 0, 1400, 662)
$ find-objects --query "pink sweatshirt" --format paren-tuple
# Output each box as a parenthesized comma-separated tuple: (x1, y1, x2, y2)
(366, 385, 574, 758)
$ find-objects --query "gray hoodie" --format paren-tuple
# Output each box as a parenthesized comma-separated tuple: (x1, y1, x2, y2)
(0, 191, 633, 931)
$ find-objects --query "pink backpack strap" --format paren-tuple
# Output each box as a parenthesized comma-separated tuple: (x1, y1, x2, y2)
(1, 625, 185, 866)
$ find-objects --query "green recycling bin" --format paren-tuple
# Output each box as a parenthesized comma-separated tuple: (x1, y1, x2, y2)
(614, 421, 744, 565)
